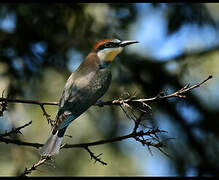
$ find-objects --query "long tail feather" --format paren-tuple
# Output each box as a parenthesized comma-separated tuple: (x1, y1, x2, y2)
(40, 131, 63, 156)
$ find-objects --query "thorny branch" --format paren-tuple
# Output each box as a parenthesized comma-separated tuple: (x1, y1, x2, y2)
(0, 96, 57, 125)
(84, 146, 107, 166)
(0, 122, 167, 150)
(0, 75, 212, 123)
(17, 114, 168, 175)
(21, 156, 52, 177)
(95, 75, 213, 110)
(0, 121, 32, 137)
(39, 104, 55, 126)
(0, 75, 212, 176)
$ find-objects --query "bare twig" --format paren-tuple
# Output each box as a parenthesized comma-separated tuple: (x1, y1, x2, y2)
(133, 113, 145, 132)
(84, 147, 107, 165)
(21, 156, 52, 176)
(0, 121, 32, 137)
(0, 97, 57, 126)
(63, 117, 168, 152)
(132, 75, 213, 102)
(0, 136, 42, 148)
(40, 104, 55, 126)
(0, 98, 58, 106)
(0, 124, 166, 150)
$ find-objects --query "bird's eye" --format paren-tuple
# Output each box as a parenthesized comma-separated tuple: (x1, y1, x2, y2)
(104, 42, 111, 48)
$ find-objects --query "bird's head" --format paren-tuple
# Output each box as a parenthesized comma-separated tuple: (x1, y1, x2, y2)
(93, 39, 138, 63)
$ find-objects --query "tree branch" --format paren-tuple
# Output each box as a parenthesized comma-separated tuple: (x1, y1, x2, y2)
(0, 75, 212, 112)
(0, 75, 212, 150)
(19, 114, 167, 175)
(0, 98, 58, 106)
(0, 97, 57, 125)
(21, 156, 52, 177)
(95, 75, 213, 108)
(84, 146, 107, 166)
(0, 75, 213, 176)
(0, 121, 32, 137)
(0, 136, 42, 148)
(0, 126, 164, 149)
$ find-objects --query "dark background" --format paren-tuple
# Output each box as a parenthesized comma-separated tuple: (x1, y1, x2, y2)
(0, 3, 218, 176)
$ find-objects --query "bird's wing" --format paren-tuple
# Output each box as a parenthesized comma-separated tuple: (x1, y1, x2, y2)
(54, 72, 94, 130)
(58, 73, 76, 109)
(54, 68, 111, 131)
(53, 86, 84, 131)
(58, 72, 94, 110)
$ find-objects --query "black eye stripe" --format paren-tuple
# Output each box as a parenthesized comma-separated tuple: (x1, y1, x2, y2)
(105, 42, 117, 47)
(97, 42, 120, 52)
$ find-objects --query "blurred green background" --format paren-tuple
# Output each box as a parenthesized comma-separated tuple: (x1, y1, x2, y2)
(0, 3, 219, 176)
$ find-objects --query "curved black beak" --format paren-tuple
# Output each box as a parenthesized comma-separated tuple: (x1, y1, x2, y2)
(119, 40, 139, 47)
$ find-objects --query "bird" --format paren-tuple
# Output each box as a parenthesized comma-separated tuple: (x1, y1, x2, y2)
(40, 38, 139, 156)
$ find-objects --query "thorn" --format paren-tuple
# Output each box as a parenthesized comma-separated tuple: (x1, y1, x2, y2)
(65, 134, 73, 138)
(18, 131, 23, 135)
(96, 153, 103, 158)
(183, 84, 190, 89)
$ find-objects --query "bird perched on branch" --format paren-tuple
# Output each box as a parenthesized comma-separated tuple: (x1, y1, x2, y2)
(40, 38, 139, 156)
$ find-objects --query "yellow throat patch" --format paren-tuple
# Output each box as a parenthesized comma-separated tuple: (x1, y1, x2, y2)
(97, 47, 123, 62)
